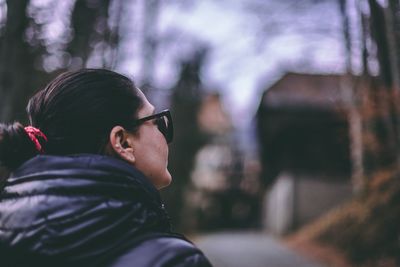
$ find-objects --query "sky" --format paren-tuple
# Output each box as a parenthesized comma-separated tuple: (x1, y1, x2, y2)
(118, 0, 348, 127)
(24, 0, 350, 128)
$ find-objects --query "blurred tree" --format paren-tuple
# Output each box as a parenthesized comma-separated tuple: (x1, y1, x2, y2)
(161, 49, 209, 231)
(358, 0, 400, 181)
(0, 0, 122, 122)
(141, 0, 159, 88)
(338, 0, 365, 192)
(67, 0, 120, 69)
(338, 0, 400, 190)
(0, 0, 44, 122)
(311, 1, 400, 264)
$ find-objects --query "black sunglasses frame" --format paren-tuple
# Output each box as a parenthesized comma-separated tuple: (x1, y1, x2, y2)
(130, 109, 173, 144)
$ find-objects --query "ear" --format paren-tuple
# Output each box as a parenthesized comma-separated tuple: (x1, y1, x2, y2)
(108, 126, 136, 164)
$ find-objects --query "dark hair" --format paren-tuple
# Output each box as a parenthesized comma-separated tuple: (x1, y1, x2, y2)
(0, 69, 143, 171)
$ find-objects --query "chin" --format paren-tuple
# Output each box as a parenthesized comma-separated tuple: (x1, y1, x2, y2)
(156, 171, 172, 190)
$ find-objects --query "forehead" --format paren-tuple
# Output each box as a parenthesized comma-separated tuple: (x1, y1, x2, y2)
(136, 89, 155, 117)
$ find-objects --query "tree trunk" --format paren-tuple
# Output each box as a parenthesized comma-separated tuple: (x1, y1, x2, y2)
(0, 0, 37, 122)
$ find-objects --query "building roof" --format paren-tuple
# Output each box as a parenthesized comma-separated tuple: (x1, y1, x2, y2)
(261, 72, 348, 109)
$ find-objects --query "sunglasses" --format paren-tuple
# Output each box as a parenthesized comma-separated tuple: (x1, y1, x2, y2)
(130, 109, 173, 144)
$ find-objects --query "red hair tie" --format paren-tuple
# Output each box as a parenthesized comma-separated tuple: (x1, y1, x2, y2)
(24, 126, 48, 154)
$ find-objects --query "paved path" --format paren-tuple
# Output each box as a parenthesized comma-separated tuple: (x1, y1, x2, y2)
(193, 231, 326, 267)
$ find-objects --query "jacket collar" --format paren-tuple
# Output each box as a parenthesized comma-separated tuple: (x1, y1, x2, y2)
(9, 154, 160, 200)
(1, 154, 171, 263)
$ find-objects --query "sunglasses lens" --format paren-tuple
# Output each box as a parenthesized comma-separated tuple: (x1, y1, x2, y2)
(156, 115, 172, 143)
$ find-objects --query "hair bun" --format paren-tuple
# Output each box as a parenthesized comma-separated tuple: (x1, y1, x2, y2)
(0, 122, 38, 171)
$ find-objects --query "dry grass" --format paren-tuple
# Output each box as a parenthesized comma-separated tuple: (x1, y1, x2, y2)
(286, 167, 400, 267)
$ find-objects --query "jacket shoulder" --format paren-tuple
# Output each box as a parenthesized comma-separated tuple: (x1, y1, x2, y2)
(109, 235, 212, 267)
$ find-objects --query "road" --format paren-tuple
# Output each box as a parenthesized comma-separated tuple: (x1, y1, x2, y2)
(194, 231, 326, 267)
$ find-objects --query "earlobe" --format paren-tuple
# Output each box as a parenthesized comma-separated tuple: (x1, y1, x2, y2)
(109, 126, 136, 164)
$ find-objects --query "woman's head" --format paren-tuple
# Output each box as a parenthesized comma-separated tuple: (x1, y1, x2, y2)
(0, 69, 172, 188)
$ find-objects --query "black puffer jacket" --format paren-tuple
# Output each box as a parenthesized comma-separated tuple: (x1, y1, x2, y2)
(0, 154, 212, 267)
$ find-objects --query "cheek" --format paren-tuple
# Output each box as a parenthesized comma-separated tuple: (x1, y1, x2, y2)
(151, 136, 171, 187)
(142, 133, 168, 170)
(153, 130, 168, 158)
(135, 127, 171, 188)
(155, 139, 169, 168)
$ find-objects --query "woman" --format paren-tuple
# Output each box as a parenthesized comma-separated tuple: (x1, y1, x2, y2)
(0, 69, 212, 266)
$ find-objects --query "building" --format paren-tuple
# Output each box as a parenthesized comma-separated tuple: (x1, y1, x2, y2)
(256, 72, 353, 234)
